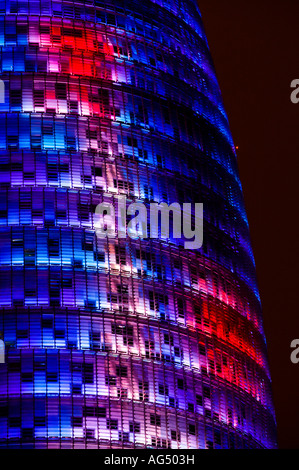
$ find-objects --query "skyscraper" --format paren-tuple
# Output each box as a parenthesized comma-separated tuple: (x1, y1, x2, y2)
(0, 0, 277, 448)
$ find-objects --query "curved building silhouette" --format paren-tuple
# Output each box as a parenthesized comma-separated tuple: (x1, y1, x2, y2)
(0, 0, 276, 448)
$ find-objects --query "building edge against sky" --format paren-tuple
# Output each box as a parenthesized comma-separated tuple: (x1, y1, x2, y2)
(0, 0, 277, 448)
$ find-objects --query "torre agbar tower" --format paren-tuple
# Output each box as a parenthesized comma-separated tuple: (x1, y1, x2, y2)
(0, 0, 276, 449)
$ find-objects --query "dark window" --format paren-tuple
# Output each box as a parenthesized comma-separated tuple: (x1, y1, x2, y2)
(150, 414, 161, 427)
(196, 394, 203, 406)
(21, 428, 34, 440)
(9, 417, 21, 427)
(177, 378, 185, 390)
(105, 376, 117, 386)
(82, 363, 94, 384)
(72, 384, 81, 394)
(92, 166, 102, 177)
(129, 422, 141, 433)
(188, 423, 196, 435)
(107, 419, 118, 430)
(85, 429, 95, 439)
(34, 416, 46, 426)
(188, 403, 194, 412)
(55, 83, 67, 100)
(72, 417, 83, 427)
(21, 372, 33, 382)
(171, 430, 180, 441)
(159, 384, 168, 395)
(46, 372, 58, 382)
(116, 366, 127, 378)
(54, 329, 65, 339)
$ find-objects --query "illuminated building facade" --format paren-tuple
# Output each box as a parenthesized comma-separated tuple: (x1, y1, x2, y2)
(0, 0, 276, 448)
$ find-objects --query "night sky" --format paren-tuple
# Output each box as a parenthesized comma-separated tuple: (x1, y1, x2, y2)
(199, 0, 299, 448)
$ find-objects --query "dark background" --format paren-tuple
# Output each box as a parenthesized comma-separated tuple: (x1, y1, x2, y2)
(199, 0, 299, 448)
